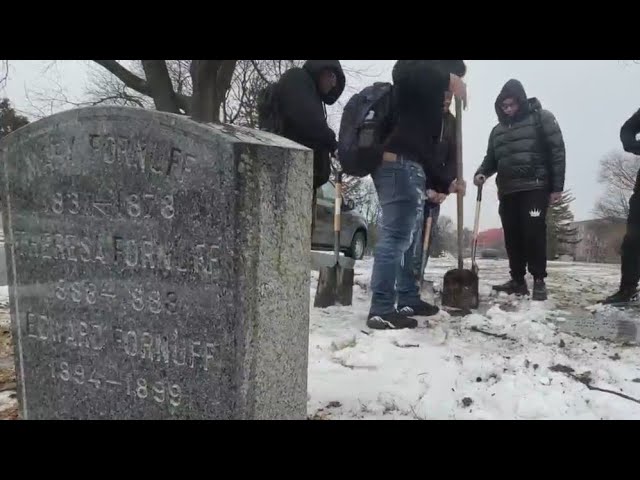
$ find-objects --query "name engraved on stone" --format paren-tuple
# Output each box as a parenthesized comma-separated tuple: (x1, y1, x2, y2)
(23, 135, 75, 183)
(88, 133, 197, 181)
(25, 312, 218, 371)
(45, 191, 175, 220)
(13, 231, 220, 279)
(49, 360, 182, 408)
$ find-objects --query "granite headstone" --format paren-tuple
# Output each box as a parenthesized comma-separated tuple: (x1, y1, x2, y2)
(0, 106, 313, 419)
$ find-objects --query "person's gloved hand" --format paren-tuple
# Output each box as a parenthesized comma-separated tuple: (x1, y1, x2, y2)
(474, 174, 486, 186)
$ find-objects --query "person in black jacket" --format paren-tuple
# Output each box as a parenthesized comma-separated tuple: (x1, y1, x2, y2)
(474, 79, 566, 301)
(367, 60, 467, 330)
(602, 108, 640, 304)
(275, 60, 345, 187)
(417, 91, 457, 280)
(268, 60, 345, 235)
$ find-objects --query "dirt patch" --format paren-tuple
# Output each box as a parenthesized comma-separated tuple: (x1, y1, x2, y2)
(0, 328, 13, 361)
(0, 406, 19, 420)
(0, 363, 14, 380)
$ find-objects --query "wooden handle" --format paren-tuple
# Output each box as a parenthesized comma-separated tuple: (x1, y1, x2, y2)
(334, 182, 342, 233)
(455, 96, 464, 270)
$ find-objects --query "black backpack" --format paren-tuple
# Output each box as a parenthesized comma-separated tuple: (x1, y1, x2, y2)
(257, 82, 282, 134)
(337, 82, 394, 177)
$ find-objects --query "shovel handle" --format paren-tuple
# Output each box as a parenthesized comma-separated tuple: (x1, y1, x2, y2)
(334, 170, 342, 262)
(471, 184, 483, 268)
(419, 208, 434, 287)
(455, 96, 464, 271)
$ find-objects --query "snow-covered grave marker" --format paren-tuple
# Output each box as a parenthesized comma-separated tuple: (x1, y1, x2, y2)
(0, 106, 313, 419)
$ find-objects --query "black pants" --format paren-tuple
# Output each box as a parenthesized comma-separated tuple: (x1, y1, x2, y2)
(621, 170, 640, 288)
(499, 190, 549, 280)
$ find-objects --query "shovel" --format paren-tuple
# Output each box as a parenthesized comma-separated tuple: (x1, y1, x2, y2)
(419, 206, 434, 296)
(313, 169, 355, 308)
(471, 184, 483, 276)
(441, 96, 479, 313)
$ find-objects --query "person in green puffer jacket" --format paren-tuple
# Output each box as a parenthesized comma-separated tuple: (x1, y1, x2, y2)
(474, 79, 566, 301)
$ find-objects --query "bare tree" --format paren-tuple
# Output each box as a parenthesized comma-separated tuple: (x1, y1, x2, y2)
(594, 150, 640, 219)
(223, 60, 304, 127)
(24, 60, 236, 122)
(0, 60, 8, 90)
(19, 59, 376, 129)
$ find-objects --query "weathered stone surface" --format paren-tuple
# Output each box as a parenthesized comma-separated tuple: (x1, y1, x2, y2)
(0, 106, 313, 419)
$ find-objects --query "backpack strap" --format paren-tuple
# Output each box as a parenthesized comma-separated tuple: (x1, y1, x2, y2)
(532, 109, 553, 191)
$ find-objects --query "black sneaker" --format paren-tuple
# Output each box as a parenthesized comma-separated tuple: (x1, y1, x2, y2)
(367, 312, 418, 330)
(601, 285, 639, 305)
(532, 279, 547, 301)
(397, 300, 440, 317)
(492, 279, 529, 296)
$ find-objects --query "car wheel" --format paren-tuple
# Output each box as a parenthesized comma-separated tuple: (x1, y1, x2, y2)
(346, 231, 366, 260)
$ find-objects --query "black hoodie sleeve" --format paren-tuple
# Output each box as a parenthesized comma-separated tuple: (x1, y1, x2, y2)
(277, 68, 338, 152)
(540, 109, 566, 193)
(621, 109, 640, 155)
(476, 127, 498, 179)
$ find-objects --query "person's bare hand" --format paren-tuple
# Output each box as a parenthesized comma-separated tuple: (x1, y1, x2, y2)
(436, 193, 448, 204)
(426, 189, 439, 202)
(449, 179, 466, 196)
(550, 192, 562, 204)
(449, 74, 467, 109)
(474, 174, 486, 186)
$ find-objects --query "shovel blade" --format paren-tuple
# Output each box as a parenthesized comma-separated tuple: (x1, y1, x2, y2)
(442, 268, 479, 311)
(311, 251, 356, 271)
(314, 264, 354, 308)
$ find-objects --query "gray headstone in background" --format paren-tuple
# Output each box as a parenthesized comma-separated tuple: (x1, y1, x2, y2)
(0, 106, 313, 419)
(554, 306, 640, 344)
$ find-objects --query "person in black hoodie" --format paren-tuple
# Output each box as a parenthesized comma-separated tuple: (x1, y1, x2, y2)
(416, 91, 457, 281)
(367, 60, 467, 330)
(264, 60, 345, 235)
(474, 79, 566, 301)
(601, 108, 640, 304)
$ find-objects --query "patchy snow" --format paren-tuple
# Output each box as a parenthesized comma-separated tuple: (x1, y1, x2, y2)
(0, 287, 9, 329)
(308, 257, 640, 420)
(0, 255, 638, 420)
(0, 391, 14, 414)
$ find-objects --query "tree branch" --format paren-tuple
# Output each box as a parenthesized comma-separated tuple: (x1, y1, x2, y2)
(0, 60, 8, 89)
(92, 60, 151, 96)
(215, 60, 237, 110)
(250, 60, 270, 84)
(141, 60, 181, 114)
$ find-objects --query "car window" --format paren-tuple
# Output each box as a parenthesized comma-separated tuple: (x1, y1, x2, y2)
(321, 183, 335, 201)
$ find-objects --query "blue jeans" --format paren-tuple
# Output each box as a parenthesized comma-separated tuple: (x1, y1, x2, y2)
(369, 158, 426, 316)
(414, 202, 440, 280)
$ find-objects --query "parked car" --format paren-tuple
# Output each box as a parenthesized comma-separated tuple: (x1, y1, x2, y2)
(312, 181, 368, 260)
(480, 248, 500, 259)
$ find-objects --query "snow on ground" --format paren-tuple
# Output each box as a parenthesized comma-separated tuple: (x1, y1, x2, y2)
(308, 257, 640, 420)
(0, 287, 9, 328)
(0, 392, 14, 414)
(1, 255, 638, 420)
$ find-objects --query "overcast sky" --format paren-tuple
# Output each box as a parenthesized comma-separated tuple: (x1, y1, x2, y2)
(3, 60, 640, 230)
